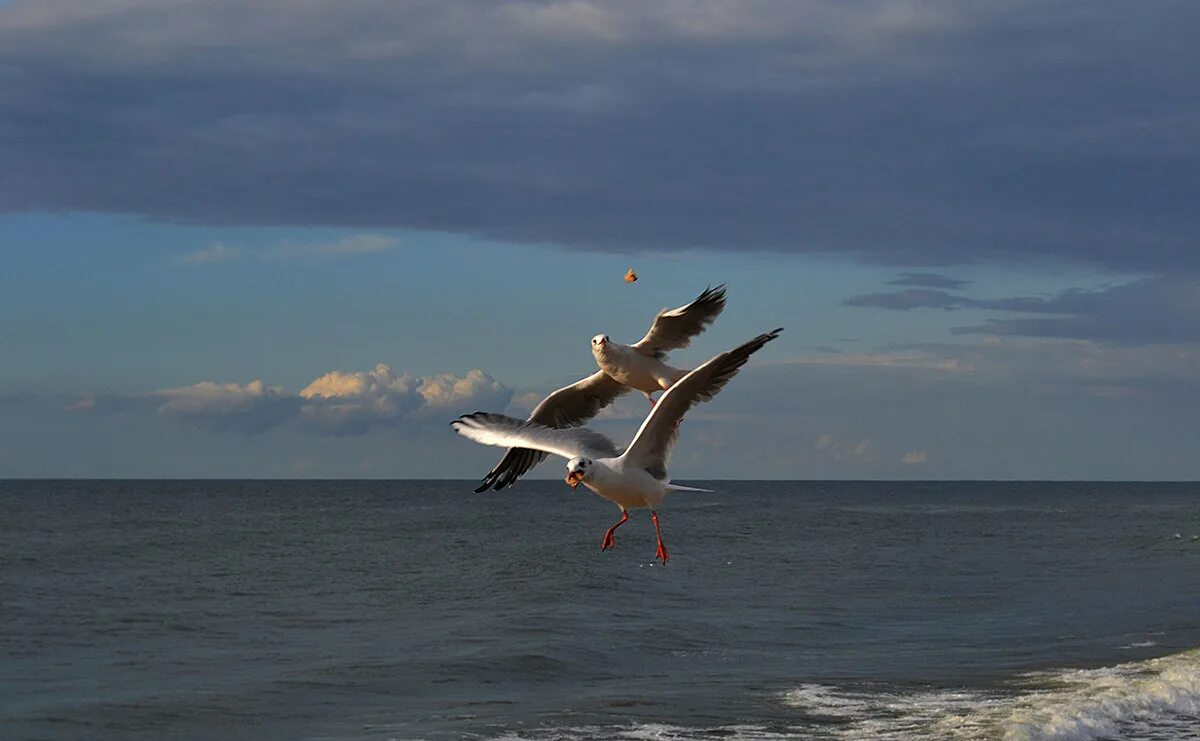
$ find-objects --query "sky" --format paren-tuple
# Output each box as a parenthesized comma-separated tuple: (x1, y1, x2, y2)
(1, 0, 1198, 479)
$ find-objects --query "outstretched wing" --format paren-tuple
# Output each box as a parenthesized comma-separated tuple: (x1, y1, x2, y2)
(453, 412, 621, 462)
(632, 285, 727, 357)
(473, 371, 628, 492)
(622, 328, 782, 479)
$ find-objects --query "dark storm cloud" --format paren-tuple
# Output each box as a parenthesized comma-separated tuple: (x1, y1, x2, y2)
(845, 275, 1200, 343)
(2, 1, 1199, 270)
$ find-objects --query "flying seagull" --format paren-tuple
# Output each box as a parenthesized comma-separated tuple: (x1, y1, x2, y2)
(453, 329, 781, 563)
(473, 285, 727, 492)
(590, 284, 727, 407)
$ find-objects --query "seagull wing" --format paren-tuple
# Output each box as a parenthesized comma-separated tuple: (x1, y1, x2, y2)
(621, 329, 782, 480)
(632, 285, 727, 357)
(453, 412, 621, 462)
(472, 371, 628, 491)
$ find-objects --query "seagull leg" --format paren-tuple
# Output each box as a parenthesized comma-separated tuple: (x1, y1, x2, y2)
(651, 510, 669, 564)
(601, 510, 629, 551)
(644, 391, 656, 407)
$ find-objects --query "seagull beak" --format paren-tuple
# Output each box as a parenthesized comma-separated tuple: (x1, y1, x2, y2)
(565, 471, 583, 488)
(598, 338, 606, 346)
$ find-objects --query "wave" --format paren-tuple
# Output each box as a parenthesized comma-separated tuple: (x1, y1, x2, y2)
(485, 649, 1200, 740)
(490, 723, 807, 740)
(782, 647, 1200, 740)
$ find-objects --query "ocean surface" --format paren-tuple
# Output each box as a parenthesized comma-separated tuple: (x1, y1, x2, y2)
(3, 480, 1200, 740)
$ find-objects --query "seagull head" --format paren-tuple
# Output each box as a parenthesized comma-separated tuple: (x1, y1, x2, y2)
(564, 457, 592, 489)
(591, 334, 609, 351)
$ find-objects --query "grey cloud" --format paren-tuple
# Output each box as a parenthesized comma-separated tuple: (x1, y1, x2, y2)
(178, 234, 399, 265)
(762, 337, 1200, 434)
(844, 288, 971, 311)
(2, 1, 1198, 270)
(882, 339, 1200, 398)
(802, 345, 845, 354)
(846, 275, 1200, 344)
(152, 381, 301, 434)
(887, 273, 971, 289)
(952, 276, 1200, 343)
(813, 432, 875, 463)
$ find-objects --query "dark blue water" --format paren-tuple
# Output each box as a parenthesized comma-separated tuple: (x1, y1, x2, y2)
(3, 480, 1200, 740)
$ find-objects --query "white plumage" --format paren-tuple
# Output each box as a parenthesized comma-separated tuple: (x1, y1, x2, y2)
(453, 329, 781, 563)
(473, 285, 727, 492)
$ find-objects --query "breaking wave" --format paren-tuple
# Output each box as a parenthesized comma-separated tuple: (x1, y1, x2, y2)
(490, 648, 1200, 740)
(782, 647, 1200, 740)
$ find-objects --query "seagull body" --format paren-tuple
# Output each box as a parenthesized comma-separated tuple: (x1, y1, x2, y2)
(453, 329, 782, 562)
(571, 458, 666, 509)
(474, 285, 727, 492)
(591, 339, 687, 400)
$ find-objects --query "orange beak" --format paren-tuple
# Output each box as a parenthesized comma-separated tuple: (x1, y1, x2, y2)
(565, 471, 584, 488)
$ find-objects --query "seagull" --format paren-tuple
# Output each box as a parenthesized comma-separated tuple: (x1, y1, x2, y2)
(452, 329, 781, 563)
(591, 284, 727, 407)
(473, 285, 728, 492)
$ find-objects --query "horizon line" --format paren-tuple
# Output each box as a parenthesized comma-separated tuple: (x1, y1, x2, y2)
(3, 478, 1199, 484)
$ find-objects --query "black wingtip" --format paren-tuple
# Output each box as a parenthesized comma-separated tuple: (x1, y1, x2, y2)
(726, 328, 784, 363)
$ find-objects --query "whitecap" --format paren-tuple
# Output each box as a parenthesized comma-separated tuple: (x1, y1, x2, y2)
(489, 649, 1200, 740)
(1120, 641, 1159, 649)
(779, 647, 1200, 740)
(489, 722, 810, 740)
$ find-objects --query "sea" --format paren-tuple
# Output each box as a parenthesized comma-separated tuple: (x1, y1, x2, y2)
(3, 480, 1200, 740)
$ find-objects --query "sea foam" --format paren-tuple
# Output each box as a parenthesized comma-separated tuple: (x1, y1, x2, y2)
(781, 647, 1200, 740)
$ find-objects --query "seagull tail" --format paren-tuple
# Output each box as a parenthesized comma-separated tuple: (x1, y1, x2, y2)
(666, 482, 713, 493)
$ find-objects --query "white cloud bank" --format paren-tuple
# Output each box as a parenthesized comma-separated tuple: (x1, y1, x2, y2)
(151, 380, 297, 433)
(145, 365, 509, 435)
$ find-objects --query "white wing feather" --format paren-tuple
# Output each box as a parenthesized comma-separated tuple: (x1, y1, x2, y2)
(622, 329, 782, 479)
(452, 413, 621, 462)
(474, 370, 628, 491)
(632, 285, 727, 356)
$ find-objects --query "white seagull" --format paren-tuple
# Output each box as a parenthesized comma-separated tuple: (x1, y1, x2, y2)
(590, 284, 728, 407)
(474, 285, 727, 492)
(452, 329, 781, 563)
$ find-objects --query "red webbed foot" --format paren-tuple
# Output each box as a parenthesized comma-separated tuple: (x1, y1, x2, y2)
(651, 510, 669, 564)
(600, 511, 629, 552)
